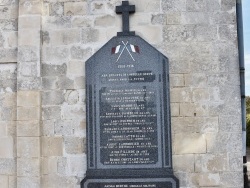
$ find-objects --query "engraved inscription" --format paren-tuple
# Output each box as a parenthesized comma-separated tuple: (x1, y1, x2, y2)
(99, 84, 158, 165)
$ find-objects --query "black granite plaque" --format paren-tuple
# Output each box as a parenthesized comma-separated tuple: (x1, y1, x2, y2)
(81, 1, 179, 187)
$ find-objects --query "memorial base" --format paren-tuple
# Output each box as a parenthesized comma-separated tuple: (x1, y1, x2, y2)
(81, 176, 179, 188)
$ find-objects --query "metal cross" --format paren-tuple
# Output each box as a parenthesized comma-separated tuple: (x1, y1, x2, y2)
(116, 1, 135, 36)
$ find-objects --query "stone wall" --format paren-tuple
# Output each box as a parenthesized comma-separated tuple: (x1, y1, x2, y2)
(0, 0, 244, 187)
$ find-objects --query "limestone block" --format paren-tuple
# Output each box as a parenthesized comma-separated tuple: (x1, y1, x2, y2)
(0, 19, 18, 31)
(170, 88, 191, 102)
(228, 152, 242, 171)
(219, 115, 241, 132)
(173, 154, 194, 172)
(192, 88, 209, 102)
(41, 120, 55, 136)
(57, 157, 68, 175)
(8, 176, 16, 188)
(64, 137, 85, 154)
(17, 137, 40, 157)
(17, 91, 40, 107)
(206, 132, 242, 153)
(42, 175, 77, 188)
(171, 117, 201, 133)
(151, 14, 167, 25)
(0, 137, 13, 158)
(45, 47, 69, 62)
(18, 29, 40, 46)
(0, 175, 8, 188)
(0, 106, 16, 121)
(42, 106, 61, 120)
(82, 28, 99, 44)
(195, 153, 228, 172)
(41, 63, 67, 77)
(129, 0, 160, 12)
(186, 0, 206, 11)
(131, 25, 162, 45)
(17, 158, 40, 176)
(57, 76, 74, 90)
(0, 48, 17, 62)
(50, 2, 64, 16)
(74, 76, 85, 89)
(181, 12, 210, 25)
(49, 29, 81, 45)
(211, 11, 236, 24)
(220, 172, 243, 187)
(42, 157, 57, 175)
(170, 74, 184, 87)
(168, 57, 190, 74)
(0, 6, 17, 19)
(90, 1, 106, 14)
(221, 0, 236, 11)
(162, 0, 186, 12)
(64, 90, 79, 105)
(17, 177, 40, 188)
(180, 103, 196, 117)
(163, 25, 195, 43)
(95, 15, 115, 27)
(1, 93, 16, 107)
(19, 0, 41, 15)
(200, 117, 218, 133)
(42, 136, 63, 156)
(185, 73, 207, 87)
(206, 0, 220, 11)
(0, 121, 7, 136)
(198, 173, 220, 187)
(166, 12, 181, 25)
(0, 158, 16, 174)
(174, 133, 206, 154)
(64, 2, 88, 16)
(68, 155, 86, 176)
(42, 90, 64, 105)
(5, 121, 16, 138)
(17, 77, 41, 90)
(0, 79, 17, 93)
(17, 120, 40, 136)
(42, 77, 59, 90)
(68, 60, 85, 75)
(170, 103, 179, 117)
(18, 46, 39, 62)
(72, 16, 93, 28)
(4, 31, 17, 48)
(70, 46, 91, 60)
(18, 61, 39, 77)
(0, 63, 16, 80)
(61, 104, 85, 120)
(194, 25, 217, 42)
(218, 25, 237, 41)
(54, 119, 77, 136)
(43, 16, 72, 30)
(18, 15, 40, 29)
(17, 106, 40, 120)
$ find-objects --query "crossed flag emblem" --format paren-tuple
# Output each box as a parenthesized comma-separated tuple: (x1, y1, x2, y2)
(111, 41, 140, 62)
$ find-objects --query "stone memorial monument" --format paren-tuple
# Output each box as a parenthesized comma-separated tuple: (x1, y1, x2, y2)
(81, 1, 179, 187)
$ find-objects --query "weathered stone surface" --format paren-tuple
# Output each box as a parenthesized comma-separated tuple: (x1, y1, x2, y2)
(68, 155, 86, 176)
(74, 76, 85, 89)
(42, 175, 77, 188)
(42, 120, 55, 136)
(17, 106, 40, 120)
(81, 28, 99, 44)
(17, 91, 40, 107)
(173, 154, 194, 172)
(64, 2, 88, 15)
(17, 77, 41, 90)
(70, 46, 91, 60)
(170, 103, 179, 117)
(42, 106, 61, 120)
(48, 29, 81, 45)
(0, 175, 8, 188)
(57, 76, 74, 89)
(17, 177, 40, 188)
(221, 0, 235, 11)
(64, 137, 85, 154)
(198, 173, 220, 187)
(50, 2, 64, 16)
(95, 15, 115, 27)
(54, 119, 77, 136)
(18, 46, 39, 62)
(17, 120, 40, 136)
(18, 61, 39, 77)
(220, 172, 243, 187)
(44, 47, 69, 62)
(42, 136, 63, 156)
(0, 137, 13, 157)
(170, 88, 191, 102)
(64, 90, 79, 105)
(0, 48, 17, 62)
(17, 158, 40, 176)
(42, 77, 58, 90)
(42, 90, 64, 105)
(162, 0, 186, 12)
(174, 133, 206, 154)
(186, 0, 206, 11)
(195, 154, 228, 172)
(228, 152, 242, 171)
(170, 74, 184, 87)
(41, 64, 67, 76)
(0, 158, 16, 174)
(17, 137, 40, 157)
(61, 104, 85, 120)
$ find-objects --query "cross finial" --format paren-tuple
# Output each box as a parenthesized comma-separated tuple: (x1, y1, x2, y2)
(116, 1, 135, 36)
